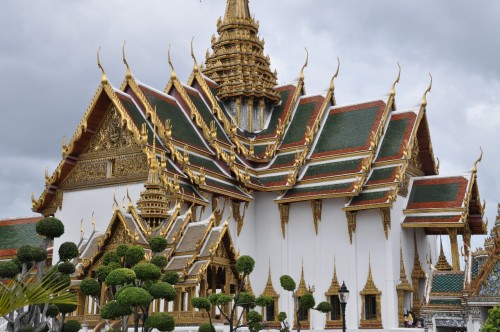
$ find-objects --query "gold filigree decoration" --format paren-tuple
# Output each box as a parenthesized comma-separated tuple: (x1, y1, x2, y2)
(279, 203, 289, 239)
(409, 136, 423, 171)
(232, 201, 248, 236)
(311, 200, 322, 235)
(64, 160, 107, 186)
(379, 207, 391, 240)
(346, 211, 357, 244)
(86, 107, 135, 153)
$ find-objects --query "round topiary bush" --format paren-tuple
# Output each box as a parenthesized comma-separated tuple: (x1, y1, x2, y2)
(52, 273, 72, 291)
(280, 275, 296, 292)
(95, 265, 112, 283)
(36, 217, 64, 239)
(316, 301, 333, 313)
(149, 282, 176, 301)
(236, 292, 256, 308)
(116, 286, 153, 307)
(17, 245, 37, 263)
(144, 312, 175, 332)
(102, 251, 120, 265)
(58, 262, 75, 275)
(150, 255, 168, 269)
(116, 244, 129, 257)
(62, 320, 81, 332)
(162, 271, 179, 285)
(58, 242, 79, 261)
(191, 297, 211, 311)
(80, 278, 100, 297)
(278, 311, 287, 322)
(100, 300, 131, 320)
(32, 247, 48, 262)
(247, 310, 262, 323)
(236, 255, 255, 275)
(107, 262, 121, 270)
(56, 303, 77, 315)
(198, 323, 214, 332)
(124, 246, 145, 267)
(149, 237, 168, 253)
(0, 260, 20, 278)
(105, 268, 136, 286)
(45, 304, 59, 318)
(133, 263, 161, 281)
(298, 293, 315, 310)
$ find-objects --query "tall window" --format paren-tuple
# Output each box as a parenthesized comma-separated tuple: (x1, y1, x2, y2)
(364, 295, 377, 320)
(266, 302, 275, 322)
(330, 296, 341, 320)
(297, 297, 309, 321)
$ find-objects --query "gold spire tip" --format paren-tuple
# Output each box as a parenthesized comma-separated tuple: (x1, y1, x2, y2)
(421, 72, 432, 107)
(299, 47, 309, 80)
(191, 37, 198, 71)
(329, 57, 340, 92)
(97, 47, 108, 84)
(391, 62, 401, 96)
(122, 41, 132, 79)
(473, 146, 483, 173)
(168, 45, 177, 79)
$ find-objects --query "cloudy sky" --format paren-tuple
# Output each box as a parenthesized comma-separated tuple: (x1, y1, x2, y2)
(1, 0, 499, 249)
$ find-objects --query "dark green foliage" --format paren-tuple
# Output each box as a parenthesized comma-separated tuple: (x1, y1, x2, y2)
(108, 262, 122, 270)
(198, 323, 214, 332)
(149, 237, 168, 253)
(124, 246, 145, 266)
(80, 278, 100, 297)
(0, 260, 20, 278)
(18, 326, 34, 332)
(299, 293, 315, 310)
(102, 251, 120, 265)
(151, 255, 168, 269)
(58, 242, 79, 261)
(45, 304, 59, 318)
(149, 282, 176, 301)
(316, 301, 333, 313)
(62, 320, 81, 332)
(100, 300, 132, 319)
(191, 297, 211, 311)
(51, 273, 71, 291)
(116, 244, 129, 257)
(162, 271, 179, 285)
(32, 246, 48, 262)
(236, 255, 255, 275)
(208, 293, 233, 306)
(132, 262, 161, 281)
(105, 268, 136, 286)
(247, 310, 262, 322)
(145, 312, 175, 332)
(57, 262, 75, 275)
(236, 292, 256, 308)
(116, 286, 153, 307)
(56, 303, 77, 315)
(278, 312, 287, 322)
(280, 275, 296, 291)
(95, 265, 112, 283)
(17, 245, 38, 263)
(481, 305, 500, 332)
(255, 295, 274, 307)
(36, 217, 64, 239)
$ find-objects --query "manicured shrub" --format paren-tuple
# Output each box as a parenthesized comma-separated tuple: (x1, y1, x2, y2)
(278, 312, 287, 322)
(108, 262, 121, 270)
(45, 304, 59, 318)
(0, 260, 20, 278)
(102, 251, 120, 265)
(56, 303, 77, 315)
(36, 217, 64, 239)
(80, 278, 100, 297)
(116, 286, 153, 307)
(144, 312, 175, 332)
(62, 320, 81, 332)
(32, 247, 48, 262)
(95, 265, 112, 283)
(255, 295, 273, 307)
(162, 271, 179, 285)
(58, 262, 75, 275)
(280, 275, 296, 291)
(247, 310, 262, 322)
(298, 293, 315, 310)
(149, 237, 168, 253)
(105, 268, 136, 286)
(236, 255, 255, 275)
(100, 300, 131, 319)
(133, 263, 161, 281)
(191, 297, 211, 311)
(236, 292, 256, 308)
(149, 282, 176, 301)
(198, 323, 214, 332)
(316, 301, 333, 313)
(17, 245, 37, 263)
(124, 246, 145, 267)
(116, 244, 129, 257)
(58, 242, 79, 261)
(151, 255, 168, 269)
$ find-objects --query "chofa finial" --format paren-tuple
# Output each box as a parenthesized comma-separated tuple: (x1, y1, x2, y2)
(122, 41, 132, 79)
(299, 47, 309, 80)
(421, 73, 432, 108)
(329, 57, 340, 92)
(191, 37, 198, 71)
(473, 147, 483, 173)
(390, 62, 401, 96)
(97, 47, 108, 84)
(168, 45, 177, 79)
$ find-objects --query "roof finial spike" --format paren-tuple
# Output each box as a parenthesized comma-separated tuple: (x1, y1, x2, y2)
(80, 219, 85, 240)
(421, 72, 432, 108)
(168, 45, 177, 80)
(390, 62, 401, 96)
(91, 211, 96, 231)
(122, 41, 132, 79)
(473, 146, 483, 173)
(329, 57, 341, 92)
(97, 47, 108, 84)
(299, 47, 309, 81)
(191, 37, 199, 72)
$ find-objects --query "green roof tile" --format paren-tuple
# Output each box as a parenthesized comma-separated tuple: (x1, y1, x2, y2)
(377, 116, 411, 160)
(429, 299, 462, 305)
(431, 273, 464, 293)
(0, 222, 44, 251)
(303, 159, 362, 179)
(256, 174, 289, 185)
(257, 88, 293, 137)
(281, 97, 321, 147)
(367, 167, 397, 184)
(188, 154, 224, 175)
(349, 190, 388, 205)
(283, 182, 352, 197)
(409, 183, 460, 204)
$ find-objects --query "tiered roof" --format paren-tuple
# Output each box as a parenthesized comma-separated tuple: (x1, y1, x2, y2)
(0, 217, 44, 259)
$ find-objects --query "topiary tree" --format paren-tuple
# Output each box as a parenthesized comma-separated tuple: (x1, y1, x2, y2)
(144, 312, 175, 332)
(58, 242, 79, 261)
(149, 237, 168, 254)
(62, 320, 81, 332)
(279, 275, 332, 332)
(35, 217, 65, 242)
(481, 305, 500, 332)
(124, 246, 145, 267)
(191, 255, 272, 332)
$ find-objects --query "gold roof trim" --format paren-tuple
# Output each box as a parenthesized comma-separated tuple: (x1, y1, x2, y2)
(263, 260, 279, 298)
(360, 255, 381, 295)
(325, 257, 340, 295)
(295, 260, 309, 297)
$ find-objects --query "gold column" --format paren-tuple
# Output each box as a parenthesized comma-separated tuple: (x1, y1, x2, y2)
(259, 99, 265, 130)
(248, 98, 254, 132)
(463, 230, 471, 256)
(448, 228, 459, 271)
(236, 98, 242, 127)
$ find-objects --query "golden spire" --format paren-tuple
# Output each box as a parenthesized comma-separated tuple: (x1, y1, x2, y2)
(191, 37, 199, 72)
(421, 73, 432, 108)
(390, 62, 401, 97)
(329, 57, 340, 106)
(263, 259, 278, 297)
(296, 259, 308, 296)
(472, 146, 483, 173)
(97, 47, 108, 84)
(361, 254, 381, 294)
(122, 41, 132, 79)
(168, 45, 177, 80)
(91, 211, 96, 231)
(327, 256, 340, 293)
(299, 47, 309, 81)
(397, 242, 412, 290)
(435, 237, 452, 271)
(80, 219, 85, 240)
(204, 0, 280, 111)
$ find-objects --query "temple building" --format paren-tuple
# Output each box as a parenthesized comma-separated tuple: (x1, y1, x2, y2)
(31, 0, 488, 331)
